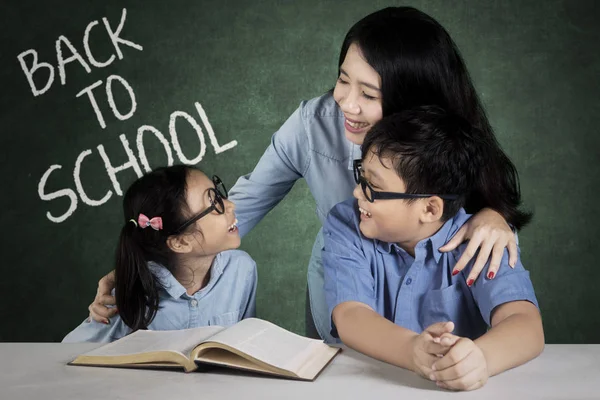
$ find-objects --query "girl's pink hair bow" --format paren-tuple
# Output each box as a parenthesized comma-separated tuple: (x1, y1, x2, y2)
(137, 213, 163, 231)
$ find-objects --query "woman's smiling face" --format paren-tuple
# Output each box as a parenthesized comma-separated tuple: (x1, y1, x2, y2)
(333, 43, 384, 145)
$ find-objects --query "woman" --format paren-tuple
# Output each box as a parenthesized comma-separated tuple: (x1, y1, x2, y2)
(89, 7, 529, 343)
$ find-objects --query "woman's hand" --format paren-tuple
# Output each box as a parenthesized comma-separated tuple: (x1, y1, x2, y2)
(439, 208, 517, 285)
(88, 270, 117, 324)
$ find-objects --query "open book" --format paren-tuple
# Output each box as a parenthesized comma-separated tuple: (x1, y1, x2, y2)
(69, 318, 341, 381)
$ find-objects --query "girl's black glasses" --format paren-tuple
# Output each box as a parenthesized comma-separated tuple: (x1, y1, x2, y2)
(172, 175, 228, 233)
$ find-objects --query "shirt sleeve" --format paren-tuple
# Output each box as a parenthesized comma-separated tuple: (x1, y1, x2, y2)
(463, 247, 539, 326)
(61, 315, 131, 343)
(241, 258, 258, 319)
(322, 200, 376, 338)
(228, 103, 310, 237)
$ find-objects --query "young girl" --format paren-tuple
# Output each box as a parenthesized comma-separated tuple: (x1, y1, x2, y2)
(89, 7, 528, 343)
(63, 165, 257, 343)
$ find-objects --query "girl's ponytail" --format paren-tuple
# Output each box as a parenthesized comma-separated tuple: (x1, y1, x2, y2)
(114, 165, 194, 331)
(115, 220, 159, 331)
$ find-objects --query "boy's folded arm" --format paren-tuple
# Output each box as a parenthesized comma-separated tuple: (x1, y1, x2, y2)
(332, 301, 418, 372)
(474, 300, 545, 376)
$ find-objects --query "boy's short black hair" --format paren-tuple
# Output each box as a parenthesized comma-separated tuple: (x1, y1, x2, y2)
(361, 106, 491, 221)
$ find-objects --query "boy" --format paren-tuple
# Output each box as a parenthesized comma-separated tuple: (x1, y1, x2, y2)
(323, 107, 544, 391)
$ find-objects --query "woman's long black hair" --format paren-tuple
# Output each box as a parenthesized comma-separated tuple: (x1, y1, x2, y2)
(115, 165, 196, 331)
(339, 7, 531, 229)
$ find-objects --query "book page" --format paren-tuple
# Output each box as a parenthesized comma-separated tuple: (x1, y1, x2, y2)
(201, 318, 326, 372)
(82, 326, 225, 358)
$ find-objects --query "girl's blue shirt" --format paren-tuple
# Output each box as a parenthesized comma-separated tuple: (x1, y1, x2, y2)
(63, 250, 257, 343)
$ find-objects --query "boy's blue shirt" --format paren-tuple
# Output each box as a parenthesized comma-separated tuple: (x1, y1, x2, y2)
(62, 250, 257, 343)
(323, 198, 539, 339)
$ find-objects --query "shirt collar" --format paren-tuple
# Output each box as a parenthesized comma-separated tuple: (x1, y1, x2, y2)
(426, 215, 457, 263)
(375, 209, 466, 263)
(148, 262, 187, 299)
(147, 254, 226, 299)
(348, 142, 361, 170)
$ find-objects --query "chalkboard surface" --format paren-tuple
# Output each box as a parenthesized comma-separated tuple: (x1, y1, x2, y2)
(1, 0, 598, 343)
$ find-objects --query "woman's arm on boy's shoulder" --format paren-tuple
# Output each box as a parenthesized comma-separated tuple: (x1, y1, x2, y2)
(440, 208, 519, 283)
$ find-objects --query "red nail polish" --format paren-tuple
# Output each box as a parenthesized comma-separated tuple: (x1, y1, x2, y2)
(467, 279, 474, 287)
(487, 271, 495, 279)
(452, 269, 459, 276)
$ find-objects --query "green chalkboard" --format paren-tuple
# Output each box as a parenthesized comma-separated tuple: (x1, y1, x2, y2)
(1, 0, 598, 343)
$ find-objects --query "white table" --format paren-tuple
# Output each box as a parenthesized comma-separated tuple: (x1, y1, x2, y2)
(2, 344, 599, 399)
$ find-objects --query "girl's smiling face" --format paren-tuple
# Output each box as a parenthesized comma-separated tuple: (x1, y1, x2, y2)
(183, 170, 240, 256)
(333, 43, 384, 145)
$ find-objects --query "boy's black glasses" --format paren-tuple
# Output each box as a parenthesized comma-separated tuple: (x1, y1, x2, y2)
(172, 175, 228, 234)
(353, 160, 459, 203)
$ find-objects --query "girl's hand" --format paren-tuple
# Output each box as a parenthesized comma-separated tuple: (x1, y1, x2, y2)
(430, 337, 489, 391)
(410, 322, 458, 379)
(439, 208, 517, 285)
(88, 270, 117, 324)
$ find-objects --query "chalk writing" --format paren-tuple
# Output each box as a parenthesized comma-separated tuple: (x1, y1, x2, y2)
(19, 8, 238, 223)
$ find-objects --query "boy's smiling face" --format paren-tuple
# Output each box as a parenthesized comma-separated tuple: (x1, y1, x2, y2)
(353, 149, 438, 254)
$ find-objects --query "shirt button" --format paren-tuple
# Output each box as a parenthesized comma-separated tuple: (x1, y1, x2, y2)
(190, 299, 198, 308)
(406, 278, 412, 285)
